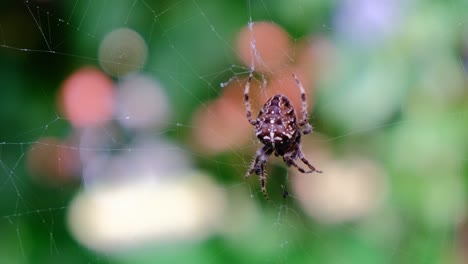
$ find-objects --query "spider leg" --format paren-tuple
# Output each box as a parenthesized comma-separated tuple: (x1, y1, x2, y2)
(244, 71, 257, 126)
(245, 146, 272, 177)
(302, 123, 313, 135)
(246, 146, 268, 178)
(292, 73, 313, 135)
(259, 160, 269, 200)
(297, 150, 322, 173)
(283, 156, 313, 174)
(245, 146, 273, 199)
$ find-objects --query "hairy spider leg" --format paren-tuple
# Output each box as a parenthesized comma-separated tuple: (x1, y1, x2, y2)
(245, 145, 271, 177)
(245, 145, 273, 199)
(244, 71, 257, 126)
(292, 73, 313, 135)
(258, 157, 270, 199)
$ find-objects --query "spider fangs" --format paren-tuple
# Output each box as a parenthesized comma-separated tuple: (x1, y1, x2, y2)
(244, 71, 322, 199)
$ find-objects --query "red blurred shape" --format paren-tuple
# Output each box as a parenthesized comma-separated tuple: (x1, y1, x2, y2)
(59, 67, 115, 127)
(27, 137, 81, 186)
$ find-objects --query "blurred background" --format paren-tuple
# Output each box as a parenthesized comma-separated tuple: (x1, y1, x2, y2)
(1, 0, 468, 263)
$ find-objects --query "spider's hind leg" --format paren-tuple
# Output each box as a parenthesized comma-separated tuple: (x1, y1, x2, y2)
(259, 165, 269, 200)
(245, 146, 270, 178)
(283, 155, 312, 174)
(302, 123, 312, 135)
(298, 150, 322, 173)
(245, 146, 273, 199)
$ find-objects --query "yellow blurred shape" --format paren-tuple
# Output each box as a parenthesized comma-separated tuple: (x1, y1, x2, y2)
(67, 174, 226, 252)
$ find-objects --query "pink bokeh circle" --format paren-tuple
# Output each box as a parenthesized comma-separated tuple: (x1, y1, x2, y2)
(59, 67, 115, 127)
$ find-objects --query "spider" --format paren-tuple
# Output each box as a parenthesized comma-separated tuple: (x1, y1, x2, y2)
(244, 71, 322, 199)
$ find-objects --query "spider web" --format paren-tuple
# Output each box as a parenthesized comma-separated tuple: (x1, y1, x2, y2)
(1, 0, 468, 263)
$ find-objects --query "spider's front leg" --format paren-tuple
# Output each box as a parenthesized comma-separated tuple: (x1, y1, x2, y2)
(244, 71, 257, 126)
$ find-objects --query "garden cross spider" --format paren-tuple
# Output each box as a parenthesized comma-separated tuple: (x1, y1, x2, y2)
(244, 71, 322, 199)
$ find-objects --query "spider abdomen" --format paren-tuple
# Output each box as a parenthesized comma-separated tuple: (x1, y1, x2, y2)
(255, 94, 298, 149)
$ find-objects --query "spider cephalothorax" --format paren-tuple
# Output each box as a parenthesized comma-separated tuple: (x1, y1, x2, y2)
(244, 71, 322, 199)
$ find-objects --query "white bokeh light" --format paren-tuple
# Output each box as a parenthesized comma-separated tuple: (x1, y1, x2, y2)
(81, 135, 192, 187)
(293, 158, 388, 224)
(67, 174, 227, 252)
(116, 74, 170, 130)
